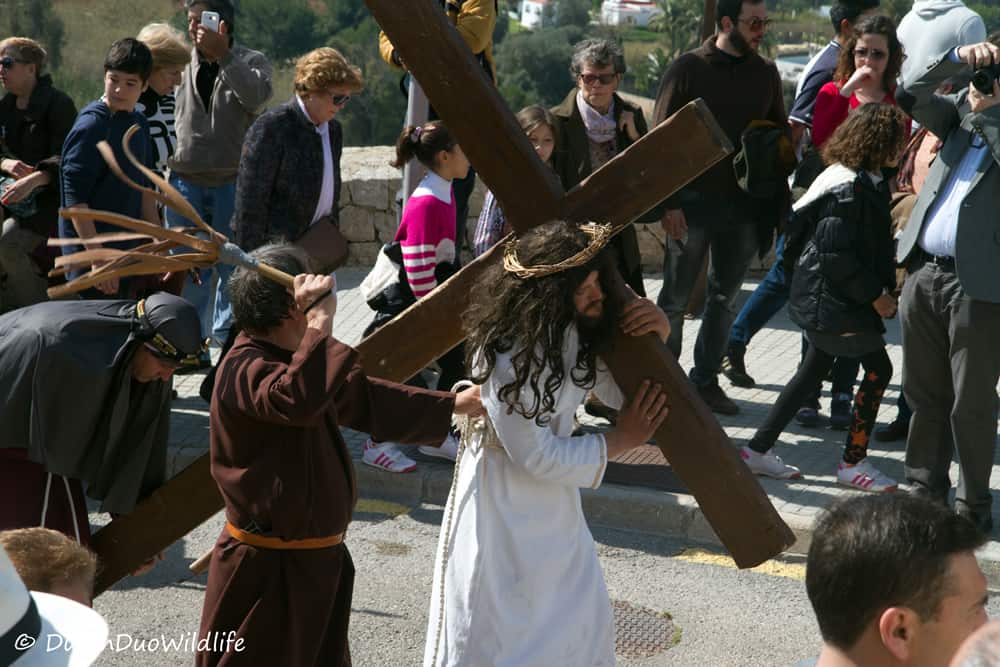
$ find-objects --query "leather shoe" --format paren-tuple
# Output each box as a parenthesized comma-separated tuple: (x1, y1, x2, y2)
(874, 417, 910, 442)
(956, 504, 993, 534)
(721, 347, 756, 388)
(909, 483, 948, 508)
(697, 382, 740, 415)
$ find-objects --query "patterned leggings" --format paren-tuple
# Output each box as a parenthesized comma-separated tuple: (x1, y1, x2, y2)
(749, 343, 892, 463)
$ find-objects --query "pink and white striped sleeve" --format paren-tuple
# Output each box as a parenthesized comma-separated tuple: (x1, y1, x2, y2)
(398, 197, 452, 299)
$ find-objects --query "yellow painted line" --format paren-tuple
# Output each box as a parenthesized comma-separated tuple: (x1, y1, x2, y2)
(355, 498, 411, 517)
(674, 548, 806, 581)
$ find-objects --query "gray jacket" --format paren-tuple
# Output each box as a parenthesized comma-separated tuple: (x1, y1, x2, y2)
(168, 43, 272, 187)
(897, 52, 1000, 303)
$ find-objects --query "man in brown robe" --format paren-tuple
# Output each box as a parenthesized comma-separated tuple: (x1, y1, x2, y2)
(196, 244, 481, 667)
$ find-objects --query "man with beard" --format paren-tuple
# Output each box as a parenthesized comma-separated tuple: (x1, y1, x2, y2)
(423, 221, 671, 667)
(652, 0, 787, 415)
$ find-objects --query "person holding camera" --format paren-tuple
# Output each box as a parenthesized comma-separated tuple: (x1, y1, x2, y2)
(168, 0, 272, 351)
(896, 40, 1000, 533)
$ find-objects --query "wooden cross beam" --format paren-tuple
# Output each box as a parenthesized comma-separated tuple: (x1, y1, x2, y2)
(363, 0, 794, 567)
(91, 0, 792, 593)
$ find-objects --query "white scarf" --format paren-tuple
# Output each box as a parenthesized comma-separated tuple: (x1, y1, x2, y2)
(576, 90, 617, 143)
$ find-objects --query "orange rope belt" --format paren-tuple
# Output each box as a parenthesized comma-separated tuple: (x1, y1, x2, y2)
(225, 522, 345, 550)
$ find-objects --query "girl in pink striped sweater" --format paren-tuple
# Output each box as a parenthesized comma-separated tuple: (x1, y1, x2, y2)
(392, 122, 470, 299)
(363, 121, 470, 473)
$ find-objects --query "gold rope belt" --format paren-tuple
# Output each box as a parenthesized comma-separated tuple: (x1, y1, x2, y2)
(225, 522, 345, 550)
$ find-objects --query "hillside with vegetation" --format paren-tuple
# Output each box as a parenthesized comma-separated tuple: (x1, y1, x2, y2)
(6, 0, 1000, 147)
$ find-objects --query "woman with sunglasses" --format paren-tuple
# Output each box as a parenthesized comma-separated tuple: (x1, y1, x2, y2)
(551, 38, 651, 298)
(230, 47, 361, 256)
(0, 37, 77, 292)
(811, 14, 910, 149)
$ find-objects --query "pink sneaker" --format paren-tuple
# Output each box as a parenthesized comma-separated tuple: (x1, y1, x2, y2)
(362, 440, 416, 473)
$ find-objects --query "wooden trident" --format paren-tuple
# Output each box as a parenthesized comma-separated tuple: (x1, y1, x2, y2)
(49, 125, 294, 299)
(88, 1, 794, 595)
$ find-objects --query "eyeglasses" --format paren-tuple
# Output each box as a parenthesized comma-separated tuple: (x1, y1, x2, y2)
(738, 17, 772, 31)
(331, 93, 351, 106)
(853, 47, 888, 61)
(579, 73, 618, 86)
(0, 57, 23, 70)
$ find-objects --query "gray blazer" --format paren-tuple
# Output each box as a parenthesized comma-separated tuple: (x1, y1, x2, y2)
(896, 52, 1000, 303)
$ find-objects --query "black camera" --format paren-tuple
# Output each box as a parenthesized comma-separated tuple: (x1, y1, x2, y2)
(971, 64, 1000, 95)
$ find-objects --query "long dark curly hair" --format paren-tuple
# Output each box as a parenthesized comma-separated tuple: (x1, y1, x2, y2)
(463, 221, 624, 426)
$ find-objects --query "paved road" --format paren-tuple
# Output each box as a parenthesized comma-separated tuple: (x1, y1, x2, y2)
(90, 498, 1000, 667)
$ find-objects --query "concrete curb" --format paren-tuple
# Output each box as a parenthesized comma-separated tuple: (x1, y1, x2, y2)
(168, 446, 1000, 589)
(351, 457, 1000, 587)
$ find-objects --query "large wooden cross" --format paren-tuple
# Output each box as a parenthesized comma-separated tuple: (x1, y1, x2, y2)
(90, 0, 793, 594)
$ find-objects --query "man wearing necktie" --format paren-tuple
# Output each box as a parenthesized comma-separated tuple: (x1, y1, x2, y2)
(896, 40, 1000, 533)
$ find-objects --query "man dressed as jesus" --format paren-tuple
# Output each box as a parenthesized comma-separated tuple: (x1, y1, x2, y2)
(424, 220, 671, 666)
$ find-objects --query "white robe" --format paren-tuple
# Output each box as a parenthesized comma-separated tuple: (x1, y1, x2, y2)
(423, 327, 624, 667)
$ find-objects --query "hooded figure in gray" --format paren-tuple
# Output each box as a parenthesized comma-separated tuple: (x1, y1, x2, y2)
(0, 292, 204, 514)
(898, 0, 986, 84)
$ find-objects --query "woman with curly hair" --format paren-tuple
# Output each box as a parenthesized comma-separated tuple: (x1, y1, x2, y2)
(811, 14, 910, 149)
(741, 103, 909, 492)
(422, 220, 671, 667)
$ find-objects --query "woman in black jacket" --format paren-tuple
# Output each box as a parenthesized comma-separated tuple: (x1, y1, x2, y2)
(740, 103, 909, 492)
(0, 37, 77, 280)
(231, 47, 360, 253)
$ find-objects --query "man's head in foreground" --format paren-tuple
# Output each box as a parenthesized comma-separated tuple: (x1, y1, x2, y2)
(808, 493, 988, 667)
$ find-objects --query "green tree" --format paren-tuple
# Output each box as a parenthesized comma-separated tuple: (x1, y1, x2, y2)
(236, 0, 323, 62)
(328, 17, 408, 146)
(556, 0, 592, 28)
(1, 0, 65, 69)
(493, 25, 585, 110)
(648, 0, 702, 58)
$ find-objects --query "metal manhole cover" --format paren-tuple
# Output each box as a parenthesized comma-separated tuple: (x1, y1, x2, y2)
(613, 599, 678, 658)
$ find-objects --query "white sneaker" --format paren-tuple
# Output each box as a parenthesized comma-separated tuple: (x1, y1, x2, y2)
(362, 440, 416, 473)
(740, 446, 802, 479)
(837, 458, 897, 493)
(419, 432, 459, 462)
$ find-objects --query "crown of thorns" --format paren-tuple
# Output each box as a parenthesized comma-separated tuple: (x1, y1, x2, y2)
(502, 223, 613, 279)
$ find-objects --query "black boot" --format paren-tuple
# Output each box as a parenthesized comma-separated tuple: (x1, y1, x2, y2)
(721, 346, 756, 388)
(874, 416, 910, 442)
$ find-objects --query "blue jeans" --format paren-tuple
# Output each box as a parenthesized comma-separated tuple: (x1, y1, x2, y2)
(728, 234, 788, 351)
(727, 233, 858, 403)
(165, 174, 236, 343)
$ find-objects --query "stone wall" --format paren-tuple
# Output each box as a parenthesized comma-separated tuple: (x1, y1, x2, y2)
(338, 146, 773, 273)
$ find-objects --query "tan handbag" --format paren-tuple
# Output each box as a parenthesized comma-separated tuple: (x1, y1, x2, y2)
(294, 214, 348, 273)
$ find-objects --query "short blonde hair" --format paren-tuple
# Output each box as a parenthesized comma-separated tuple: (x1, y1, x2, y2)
(0, 37, 47, 75)
(137, 22, 191, 70)
(0, 528, 97, 597)
(293, 47, 364, 96)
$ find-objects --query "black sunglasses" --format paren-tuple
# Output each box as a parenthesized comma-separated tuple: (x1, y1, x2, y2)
(0, 57, 23, 69)
(331, 93, 351, 106)
(579, 73, 618, 86)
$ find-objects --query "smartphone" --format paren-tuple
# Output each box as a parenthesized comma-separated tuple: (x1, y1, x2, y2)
(201, 10, 221, 33)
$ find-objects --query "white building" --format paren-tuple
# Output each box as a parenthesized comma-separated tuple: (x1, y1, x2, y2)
(600, 0, 662, 27)
(520, 0, 553, 29)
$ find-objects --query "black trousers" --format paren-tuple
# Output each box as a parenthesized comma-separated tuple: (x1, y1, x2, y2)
(749, 341, 892, 463)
